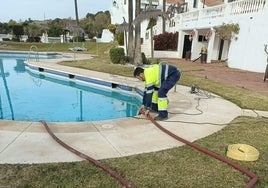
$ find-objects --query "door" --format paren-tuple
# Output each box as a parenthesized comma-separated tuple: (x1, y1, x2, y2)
(218, 39, 224, 60)
(182, 35, 192, 59)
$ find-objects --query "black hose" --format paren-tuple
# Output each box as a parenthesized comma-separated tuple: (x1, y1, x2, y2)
(40, 120, 135, 188)
(143, 113, 258, 188)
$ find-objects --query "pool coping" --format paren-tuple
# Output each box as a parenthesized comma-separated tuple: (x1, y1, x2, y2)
(0, 52, 252, 164)
(25, 61, 143, 95)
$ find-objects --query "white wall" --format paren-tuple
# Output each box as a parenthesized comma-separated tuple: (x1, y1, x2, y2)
(110, 0, 128, 25)
(154, 50, 179, 58)
(100, 29, 114, 43)
(109, 0, 268, 73)
(228, 13, 268, 73)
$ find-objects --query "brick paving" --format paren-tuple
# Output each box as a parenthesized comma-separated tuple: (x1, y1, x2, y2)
(162, 58, 268, 95)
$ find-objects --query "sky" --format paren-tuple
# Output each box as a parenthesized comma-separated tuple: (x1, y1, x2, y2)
(0, 0, 111, 23)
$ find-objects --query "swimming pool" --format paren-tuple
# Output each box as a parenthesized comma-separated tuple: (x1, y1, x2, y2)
(0, 54, 141, 122)
(0, 51, 69, 60)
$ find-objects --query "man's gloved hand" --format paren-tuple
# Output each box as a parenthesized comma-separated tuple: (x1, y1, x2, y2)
(145, 109, 150, 117)
(138, 105, 150, 117)
(138, 105, 145, 115)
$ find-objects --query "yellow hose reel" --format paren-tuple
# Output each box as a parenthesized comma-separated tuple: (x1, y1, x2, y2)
(226, 144, 259, 161)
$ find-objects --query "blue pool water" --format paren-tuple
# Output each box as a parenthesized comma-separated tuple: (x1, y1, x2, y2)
(0, 51, 69, 60)
(0, 55, 141, 122)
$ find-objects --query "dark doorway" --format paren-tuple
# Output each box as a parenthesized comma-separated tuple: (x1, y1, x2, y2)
(182, 35, 192, 59)
(218, 39, 224, 60)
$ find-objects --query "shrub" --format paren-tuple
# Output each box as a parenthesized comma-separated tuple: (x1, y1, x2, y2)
(153, 32, 178, 51)
(124, 56, 130, 63)
(117, 32, 124, 46)
(141, 52, 150, 64)
(70, 36, 85, 42)
(2, 38, 11, 41)
(26, 37, 41, 42)
(107, 24, 116, 35)
(109, 47, 125, 64)
(12, 38, 20, 42)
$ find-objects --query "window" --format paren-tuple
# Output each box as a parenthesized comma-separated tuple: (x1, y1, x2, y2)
(198, 35, 208, 42)
(169, 20, 176, 27)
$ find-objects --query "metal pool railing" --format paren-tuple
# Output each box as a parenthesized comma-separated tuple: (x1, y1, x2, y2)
(28, 45, 39, 62)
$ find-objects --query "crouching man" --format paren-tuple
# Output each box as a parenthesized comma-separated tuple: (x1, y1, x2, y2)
(134, 62, 181, 121)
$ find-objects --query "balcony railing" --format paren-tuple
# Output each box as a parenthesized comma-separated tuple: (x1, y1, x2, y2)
(181, 0, 266, 24)
(230, 0, 266, 15)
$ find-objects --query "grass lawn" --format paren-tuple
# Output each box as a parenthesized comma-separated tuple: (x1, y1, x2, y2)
(0, 42, 268, 187)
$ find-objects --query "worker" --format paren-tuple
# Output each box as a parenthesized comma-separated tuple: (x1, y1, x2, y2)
(200, 46, 207, 63)
(134, 62, 181, 121)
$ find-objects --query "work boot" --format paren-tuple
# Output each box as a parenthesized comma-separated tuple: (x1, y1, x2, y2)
(150, 109, 158, 113)
(154, 116, 168, 121)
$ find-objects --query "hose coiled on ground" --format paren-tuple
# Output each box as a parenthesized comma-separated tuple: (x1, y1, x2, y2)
(227, 144, 259, 161)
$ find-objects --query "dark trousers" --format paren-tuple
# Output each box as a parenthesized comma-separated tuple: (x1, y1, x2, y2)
(157, 71, 180, 118)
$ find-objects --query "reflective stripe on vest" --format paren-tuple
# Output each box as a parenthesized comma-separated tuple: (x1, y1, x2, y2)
(158, 97, 168, 111)
(152, 91, 158, 104)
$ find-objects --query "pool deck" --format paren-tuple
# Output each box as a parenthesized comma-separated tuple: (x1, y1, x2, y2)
(1, 53, 268, 164)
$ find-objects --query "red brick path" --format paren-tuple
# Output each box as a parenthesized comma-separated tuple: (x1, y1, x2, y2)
(162, 58, 268, 95)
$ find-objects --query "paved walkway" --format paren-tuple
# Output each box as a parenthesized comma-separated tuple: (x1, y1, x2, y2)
(1, 54, 267, 164)
(162, 58, 268, 95)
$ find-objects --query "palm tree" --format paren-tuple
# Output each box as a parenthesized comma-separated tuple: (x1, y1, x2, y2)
(74, 0, 79, 25)
(127, 0, 134, 63)
(162, 0, 166, 32)
(133, 0, 168, 64)
(134, 0, 142, 65)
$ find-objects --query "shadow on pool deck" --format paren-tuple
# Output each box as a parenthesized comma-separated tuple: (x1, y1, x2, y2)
(1, 55, 268, 164)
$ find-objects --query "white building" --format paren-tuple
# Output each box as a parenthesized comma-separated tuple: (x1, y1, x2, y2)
(109, 0, 268, 73)
(100, 29, 114, 42)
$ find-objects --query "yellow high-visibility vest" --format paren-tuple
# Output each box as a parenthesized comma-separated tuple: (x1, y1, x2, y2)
(144, 64, 160, 89)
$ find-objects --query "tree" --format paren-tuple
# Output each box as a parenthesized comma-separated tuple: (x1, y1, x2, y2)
(0, 22, 11, 34)
(214, 23, 240, 59)
(127, 0, 134, 63)
(47, 18, 66, 37)
(132, 0, 169, 64)
(12, 25, 24, 41)
(74, 0, 79, 25)
(134, 0, 142, 65)
(94, 12, 110, 37)
(162, 0, 166, 32)
(86, 13, 95, 20)
(214, 23, 240, 41)
(107, 24, 117, 35)
(26, 23, 41, 38)
(80, 11, 110, 38)
(147, 18, 157, 58)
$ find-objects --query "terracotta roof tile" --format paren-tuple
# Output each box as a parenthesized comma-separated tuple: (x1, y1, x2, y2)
(166, 0, 185, 3)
